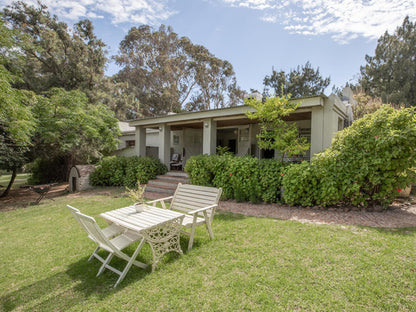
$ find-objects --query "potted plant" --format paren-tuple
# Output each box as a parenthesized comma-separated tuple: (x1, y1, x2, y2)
(126, 180, 146, 212)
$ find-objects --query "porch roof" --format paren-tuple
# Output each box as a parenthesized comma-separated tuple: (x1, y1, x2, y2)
(129, 95, 326, 128)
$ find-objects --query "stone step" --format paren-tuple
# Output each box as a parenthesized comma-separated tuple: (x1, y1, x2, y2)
(144, 171, 189, 195)
(147, 179, 182, 188)
(145, 184, 176, 195)
(155, 174, 189, 183)
(165, 171, 189, 178)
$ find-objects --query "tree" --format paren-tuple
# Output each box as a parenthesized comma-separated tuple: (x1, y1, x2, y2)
(263, 61, 330, 98)
(115, 25, 244, 116)
(0, 18, 36, 197)
(360, 16, 416, 107)
(245, 94, 310, 162)
(2, 1, 107, 100)
(29, 88, 120, 183)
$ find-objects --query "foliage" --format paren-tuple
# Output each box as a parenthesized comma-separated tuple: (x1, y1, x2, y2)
(90, 156, 167, 188)
(0, 19, 36, 196)
(185, 154, 286, 203)
(263, 61, 330, 98)
(114, 24, 244, 116)
(125, 180, 146, 204)
(2, 1, 107, 100)
(246, 94, 310, 161)
(28, 88, 119, 182)
(27, 156, 68, 185)
(282, 105, 416, 208)
(360, 16, 416, 107)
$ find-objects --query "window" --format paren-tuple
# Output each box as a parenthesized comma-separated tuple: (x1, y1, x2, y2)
(126, 140, 135, 147)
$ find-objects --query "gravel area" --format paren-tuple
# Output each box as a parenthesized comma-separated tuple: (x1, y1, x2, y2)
(218, 199, 416, 228)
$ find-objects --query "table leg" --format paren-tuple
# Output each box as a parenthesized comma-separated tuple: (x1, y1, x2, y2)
(141, 216, 184, 272)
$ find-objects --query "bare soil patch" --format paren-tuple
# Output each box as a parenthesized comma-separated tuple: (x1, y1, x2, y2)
(2, 184, 416, 228)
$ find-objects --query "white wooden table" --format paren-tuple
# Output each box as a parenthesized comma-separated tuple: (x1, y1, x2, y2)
(100, 205, 184, 272)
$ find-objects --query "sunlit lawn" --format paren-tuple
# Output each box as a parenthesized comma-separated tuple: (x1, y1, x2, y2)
(0, 173, 30, 190)
(1, 190, 415, 311)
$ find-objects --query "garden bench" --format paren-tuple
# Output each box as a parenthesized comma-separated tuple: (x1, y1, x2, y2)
(147, 183, 222, 251)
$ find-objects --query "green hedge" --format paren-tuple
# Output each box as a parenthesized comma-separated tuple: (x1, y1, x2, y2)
(90, 156, 167, 188)
(185, 155, 286, 203)
(282, 105, 416, 208)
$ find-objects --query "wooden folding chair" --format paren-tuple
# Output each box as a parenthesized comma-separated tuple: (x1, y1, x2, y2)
(67, 205, 125, 262)
(75, 211, 148, 287)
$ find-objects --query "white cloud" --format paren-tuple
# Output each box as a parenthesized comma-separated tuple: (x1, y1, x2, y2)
(220, 0, 416, 44)
(0, 0, 176, 25)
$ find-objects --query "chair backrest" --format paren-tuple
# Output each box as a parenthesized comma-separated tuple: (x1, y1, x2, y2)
(67, 205, 90, 233)
(171, 153, 180, 162)
(75, 211, 116, 253)
(171, 183, 222, 219)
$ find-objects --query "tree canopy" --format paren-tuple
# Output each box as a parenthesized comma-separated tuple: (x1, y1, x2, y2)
(114, 25, 244, 117)
(263, 62, 330, 98)
(360, 16, 416, 107)
(2, 1, 107, 100)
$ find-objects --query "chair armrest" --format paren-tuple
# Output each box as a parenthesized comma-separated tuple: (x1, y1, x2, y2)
(146, 196, 173, 209)
(188, 204, 218, 215)
(146, 196, 173, 204)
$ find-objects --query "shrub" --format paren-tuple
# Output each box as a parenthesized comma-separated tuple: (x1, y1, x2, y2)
(27, 156, 68, 185)
(259, 159, 287, 203)
(283, 105, 416, 208)
(90, 156, 167, 187)
(185, 154, 286, 203)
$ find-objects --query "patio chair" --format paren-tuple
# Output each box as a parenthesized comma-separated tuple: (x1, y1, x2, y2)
(75, 210, 147, 287)
(169, 153, 183, 170)
(147, 183, 222, 251)
(67, 205, 125, 262)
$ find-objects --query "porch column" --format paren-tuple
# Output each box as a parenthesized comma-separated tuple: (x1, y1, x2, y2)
(158, 124, 171, 166)
(310, 107, 324, 158)
(135, 126, 146, 157)
(202, 118, 217, 155)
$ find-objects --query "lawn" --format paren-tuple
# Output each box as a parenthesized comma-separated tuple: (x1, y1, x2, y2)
(0, 173, 30, 190)
(1, 190, 415, 311)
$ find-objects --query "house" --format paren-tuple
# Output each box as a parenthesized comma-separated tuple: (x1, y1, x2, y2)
(121, 90, 354, 167)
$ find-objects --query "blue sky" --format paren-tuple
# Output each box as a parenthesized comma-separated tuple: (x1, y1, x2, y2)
(1, 0, 416, 94)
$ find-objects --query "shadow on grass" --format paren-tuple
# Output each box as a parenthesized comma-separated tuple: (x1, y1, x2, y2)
(0, 246, 186, 312)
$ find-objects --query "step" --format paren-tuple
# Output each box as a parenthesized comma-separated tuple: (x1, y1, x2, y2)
(147, 179, 181, 188)
(165, 171, 189, 178)
(155, 174, 189, 183)
(145, 184, 176, 195)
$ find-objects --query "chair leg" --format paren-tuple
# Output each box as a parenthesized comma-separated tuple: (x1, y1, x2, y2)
(88, 246, 100, 262)
(114, 238, 147, 287)
(187, 215, 198, 251)
(203, 211, 215, 240)
(97, 253, 114, 276)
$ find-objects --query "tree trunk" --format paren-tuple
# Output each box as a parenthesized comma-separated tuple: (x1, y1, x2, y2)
(0, 168, 17, 198)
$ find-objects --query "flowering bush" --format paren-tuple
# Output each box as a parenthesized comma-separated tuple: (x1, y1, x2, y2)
(283, 105, 416, 208)
(185, 155, 286, 202)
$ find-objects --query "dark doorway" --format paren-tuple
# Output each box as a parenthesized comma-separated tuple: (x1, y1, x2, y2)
(217, 128, 238, 155)
(262, 149, 275, 159)
(72, 177, 77, 192)
(228, 139, 237, 154)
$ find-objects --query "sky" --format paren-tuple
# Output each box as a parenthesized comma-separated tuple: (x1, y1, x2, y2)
(1, 0, 416, 94)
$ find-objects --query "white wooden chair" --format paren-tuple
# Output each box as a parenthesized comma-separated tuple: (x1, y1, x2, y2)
(147, 183, 222, 251)
(74, 210, 147, 287)
(67, 205, 125, 262)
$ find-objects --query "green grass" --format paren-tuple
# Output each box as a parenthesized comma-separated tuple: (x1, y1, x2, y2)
(0, 173, 30, 189)
(1, 190, 416, 311)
